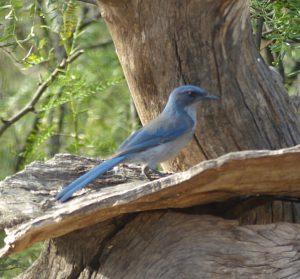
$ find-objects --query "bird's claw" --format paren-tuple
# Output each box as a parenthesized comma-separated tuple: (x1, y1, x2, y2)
(142, 166, 169, 181)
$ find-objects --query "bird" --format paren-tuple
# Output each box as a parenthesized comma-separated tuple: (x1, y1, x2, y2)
(56, 85, 219, 202)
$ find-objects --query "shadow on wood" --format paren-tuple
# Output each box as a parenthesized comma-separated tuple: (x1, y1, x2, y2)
(14, 212, 300, 278)
(1, 144, 300, 259)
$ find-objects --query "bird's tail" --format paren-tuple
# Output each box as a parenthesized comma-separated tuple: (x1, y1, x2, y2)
(56, 155, 127, 202)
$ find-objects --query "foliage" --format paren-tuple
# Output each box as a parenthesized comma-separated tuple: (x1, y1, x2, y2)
(250, 0, 300, 93)
(0, 0, 299, 278)
(0, 1, 130, 277)
(0, 0, 131, 179)
(251, 0, 299, 53)
(0, 231, 42, 279)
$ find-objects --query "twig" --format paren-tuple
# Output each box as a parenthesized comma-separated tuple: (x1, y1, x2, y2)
(77, 0, 97, 5)
(79, 12, 102, 31)
(0, 49, 84, 137)
(273, 52, 285, 83)
(0, 46, 22, 66)
(255, 17, 264, 51)
(0, 42, 17, 48)
(48, 89, 66, 157)
(84, 40, 113, 50)
(15, 112, 43, 171)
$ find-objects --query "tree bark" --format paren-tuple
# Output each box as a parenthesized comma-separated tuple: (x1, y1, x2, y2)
(18, 212, 300, 279)
(98, 0, 300, 170)
(1, 147, 300, 257)
(96, 0, 300, 230)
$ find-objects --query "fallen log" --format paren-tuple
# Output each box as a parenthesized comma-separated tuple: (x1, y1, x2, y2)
(1, 144, 300, 258)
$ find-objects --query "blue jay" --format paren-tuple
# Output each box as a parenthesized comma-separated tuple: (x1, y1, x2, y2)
(56, 85, 218, 202)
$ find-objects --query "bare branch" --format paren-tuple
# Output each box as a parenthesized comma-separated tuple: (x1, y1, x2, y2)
(79, 12, 102, 31)
(84, 40, 113, 50)
(255, 16, 264, 51)
(0, 50, 84, 137)
(77, 0, 97, 5)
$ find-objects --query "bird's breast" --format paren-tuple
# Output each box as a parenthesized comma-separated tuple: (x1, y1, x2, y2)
(126, 130, 194, 168)
(183, 105, 197, 129)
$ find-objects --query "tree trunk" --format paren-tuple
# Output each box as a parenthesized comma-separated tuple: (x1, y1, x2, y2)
(18, 212, 300, 279)
(97, 0, 300, 228)
(98, 0, 300, 170)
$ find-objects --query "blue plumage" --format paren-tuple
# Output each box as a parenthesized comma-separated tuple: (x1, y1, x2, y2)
(116, 114, 194, 156)
(56, 85, 218, 202)
(56, 156, 127, 202)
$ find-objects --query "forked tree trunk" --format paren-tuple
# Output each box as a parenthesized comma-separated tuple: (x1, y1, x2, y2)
(15, 0, 300, 278)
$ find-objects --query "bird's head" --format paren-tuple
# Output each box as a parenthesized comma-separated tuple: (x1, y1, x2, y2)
(166, 85, 219, 111)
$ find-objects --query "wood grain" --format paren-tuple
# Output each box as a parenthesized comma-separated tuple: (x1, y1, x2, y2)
(19, 212, 300, 279)
(98, 0, 300, 172)
(1, 144, 300, 257)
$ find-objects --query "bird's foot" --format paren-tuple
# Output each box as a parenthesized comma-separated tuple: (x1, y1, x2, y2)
(142, 166, 170, 181)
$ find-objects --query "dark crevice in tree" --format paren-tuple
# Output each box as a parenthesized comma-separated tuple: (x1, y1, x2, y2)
(91, 214, 138, 271)
(173, 38, 186, 85)
(211, 34, 223, 99)
(235, 78, 271, 148)
(255, 17, 264, 51)
(193, 135, 209, 160)
(174, 195, 300, 224)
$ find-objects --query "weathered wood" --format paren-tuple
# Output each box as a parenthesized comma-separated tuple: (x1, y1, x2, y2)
(98, 0, 300, 171)
(1, 144, 300, 257)
(18, 212, 300, 279)
(95, 0, 300, 245)
(18, 215, 137, 279)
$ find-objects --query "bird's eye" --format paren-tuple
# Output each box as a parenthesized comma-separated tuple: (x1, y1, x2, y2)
(187, 91, 196, 97)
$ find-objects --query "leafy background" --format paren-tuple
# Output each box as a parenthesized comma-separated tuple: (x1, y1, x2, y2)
(0, 0, 299, 277)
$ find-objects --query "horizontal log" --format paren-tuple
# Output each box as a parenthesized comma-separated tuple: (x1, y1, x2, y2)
(1, 144, 300, 256)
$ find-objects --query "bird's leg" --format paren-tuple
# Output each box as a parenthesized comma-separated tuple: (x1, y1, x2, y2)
(142, 166, 169, 181)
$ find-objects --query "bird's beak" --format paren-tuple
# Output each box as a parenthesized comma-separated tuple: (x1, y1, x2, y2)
(204, 94, 219, 100)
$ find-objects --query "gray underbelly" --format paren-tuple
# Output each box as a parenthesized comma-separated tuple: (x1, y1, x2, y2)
(125, 132, 194, 168)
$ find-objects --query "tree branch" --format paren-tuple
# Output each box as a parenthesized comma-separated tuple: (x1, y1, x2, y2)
(255, 16, 264, 51)
(83, 40, 113, 50)
(79, 12, 102, 31)
(77, 0, 97, 5)
(0, 50, 84, 137)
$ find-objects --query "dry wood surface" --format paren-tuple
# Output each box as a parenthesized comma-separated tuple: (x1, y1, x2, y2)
(1, 144, 300, 257)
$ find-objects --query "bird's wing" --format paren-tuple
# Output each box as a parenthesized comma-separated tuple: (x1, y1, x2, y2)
(116, 114, 194, 156)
